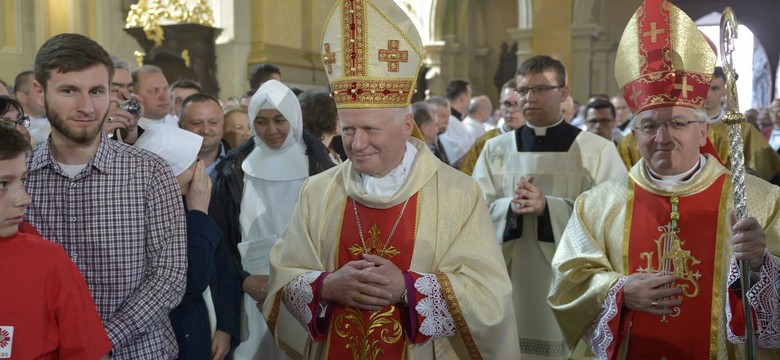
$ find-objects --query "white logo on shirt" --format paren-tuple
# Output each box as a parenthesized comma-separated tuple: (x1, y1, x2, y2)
(0, 326, 13, 358)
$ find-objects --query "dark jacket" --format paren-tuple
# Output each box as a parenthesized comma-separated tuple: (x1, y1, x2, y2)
(209, 131, 335, 281)
(169, 207, 241, 359)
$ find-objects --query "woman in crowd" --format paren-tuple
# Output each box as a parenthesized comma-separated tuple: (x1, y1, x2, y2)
(210, 80, 334, 359)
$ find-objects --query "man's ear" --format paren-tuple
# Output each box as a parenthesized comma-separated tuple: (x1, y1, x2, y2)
(559, 85, 571, 102)
(32, 80, 45, 105)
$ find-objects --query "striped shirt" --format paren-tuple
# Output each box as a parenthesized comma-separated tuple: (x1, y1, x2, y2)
(25, 133, 187, 359)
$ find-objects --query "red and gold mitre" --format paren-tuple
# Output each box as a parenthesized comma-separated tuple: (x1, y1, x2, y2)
(615, 0, 716, 115)
(320, 0, 424, 109)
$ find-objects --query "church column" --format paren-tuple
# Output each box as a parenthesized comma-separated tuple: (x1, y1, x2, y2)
(508, 28, 533, 71)
(570, 24, 600, 101)
(591, 38, 618, 97)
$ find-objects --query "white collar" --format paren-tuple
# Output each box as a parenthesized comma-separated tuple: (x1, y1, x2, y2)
(646, 154, 706, 189)
(525, 117, 564, 136)
(358, 142, 417, 197)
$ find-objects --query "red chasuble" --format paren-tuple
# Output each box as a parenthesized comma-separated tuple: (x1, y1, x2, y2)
(621, 174, 729, 359)
(324, 194, 421, 359)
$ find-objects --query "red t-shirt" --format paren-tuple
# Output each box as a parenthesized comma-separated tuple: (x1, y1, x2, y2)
(0, 232, 111, 359)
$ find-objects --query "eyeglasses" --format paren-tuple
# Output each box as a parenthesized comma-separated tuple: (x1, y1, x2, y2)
(0, 115, 30, 129)
(515, 85, 563, 97)
(586, 118, 615, 127)
(635, 119, 703, 135)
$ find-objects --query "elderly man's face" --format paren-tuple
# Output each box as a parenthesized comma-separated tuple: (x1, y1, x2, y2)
(633, 106, 708, 175)
(340, 107, 413, 177)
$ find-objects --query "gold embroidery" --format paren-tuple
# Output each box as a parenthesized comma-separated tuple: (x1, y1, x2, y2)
(341, 0, 368, 77)
(643, 22, 666, 43)
(630, 83, 642, 104)
(436, 273, 483, 360)
(330, 79, 415, 107)
(266, 292, 284, 337)
(637, 197, 701, 322)
(334, 307, 403, 360)
(323, 43, 337, 74)
(378, 40, 409, 72)
(348, 224, 402, 259)
(674, 76, 693, 98)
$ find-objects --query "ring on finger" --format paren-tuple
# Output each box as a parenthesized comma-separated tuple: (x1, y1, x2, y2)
(107, 116, 114, 122)
(651, 299, 658, 307)
(354, 293, 365, 304)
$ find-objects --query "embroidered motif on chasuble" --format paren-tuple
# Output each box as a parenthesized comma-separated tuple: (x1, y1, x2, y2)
(323, 194, 419, 359)
(622, 175, 730, 358)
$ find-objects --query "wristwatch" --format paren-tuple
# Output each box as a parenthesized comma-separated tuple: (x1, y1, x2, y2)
(400, 288, 409, 306)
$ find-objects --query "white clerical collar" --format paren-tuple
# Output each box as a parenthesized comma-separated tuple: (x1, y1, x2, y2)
(646, 154, 706, 189)
(358, 141, 417, 197)
(525, 117, 564, 136)
(708, 109, 724, 123)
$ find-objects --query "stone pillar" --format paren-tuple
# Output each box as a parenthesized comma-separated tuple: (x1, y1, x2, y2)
(508, 28, 533, 71)
(570, 24, 600, 101)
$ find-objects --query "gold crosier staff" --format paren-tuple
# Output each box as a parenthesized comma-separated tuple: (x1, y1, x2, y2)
(719, 7, 755, 359)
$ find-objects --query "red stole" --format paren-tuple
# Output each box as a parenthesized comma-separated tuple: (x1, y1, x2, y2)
(325, 194, 419, 360)
(623, 175, 728, 359)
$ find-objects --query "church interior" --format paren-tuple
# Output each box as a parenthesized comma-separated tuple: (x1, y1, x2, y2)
(0, 0, 778, 107)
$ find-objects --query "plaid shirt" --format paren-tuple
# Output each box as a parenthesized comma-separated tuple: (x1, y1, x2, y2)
(25, 134, 187, 359)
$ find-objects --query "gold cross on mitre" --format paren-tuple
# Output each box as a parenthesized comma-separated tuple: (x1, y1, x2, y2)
(323, 43, 337, 74)
(378, 40, 409, 72)
(643, 22, 666, 43)
(630, 83, 642, 103)
(674, 76, 693, 98)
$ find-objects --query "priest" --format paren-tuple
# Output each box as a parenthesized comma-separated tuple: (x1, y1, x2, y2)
(470, 55, 626, 358)
(548, 1, 780, 358)
(262, 0, 519, 359)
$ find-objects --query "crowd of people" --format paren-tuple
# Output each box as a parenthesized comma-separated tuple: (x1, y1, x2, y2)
(1, 0, 779, 359)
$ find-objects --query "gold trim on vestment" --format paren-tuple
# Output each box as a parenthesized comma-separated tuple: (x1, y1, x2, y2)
(436, 272, 483, 360)
(267, 291, 284, 338)
(710, 177, 731, 358)
(623, 177, 636, 273)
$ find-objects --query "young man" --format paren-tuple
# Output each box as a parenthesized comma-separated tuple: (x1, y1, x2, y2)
(24, 33, 186, 359)
(0, 125, 111, 359)
(471, 55, 625, 358)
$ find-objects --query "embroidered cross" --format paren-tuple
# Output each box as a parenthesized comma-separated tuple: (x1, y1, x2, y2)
(643, 22, 665, 44)
(630, 83, 642, 104)
(323, 43, 337, 74)
(674, 77, 693, 98)
(378, 40, 408, 72)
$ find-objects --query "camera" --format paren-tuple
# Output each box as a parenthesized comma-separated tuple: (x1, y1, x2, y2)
(119, 100, 141, 117)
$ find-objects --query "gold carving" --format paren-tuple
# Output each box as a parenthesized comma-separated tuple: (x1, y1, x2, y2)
(181, 49, 190, 68)
(126, 0, 215, 46)
(134, 50, 146, 67)
(334, 307, 403, 360)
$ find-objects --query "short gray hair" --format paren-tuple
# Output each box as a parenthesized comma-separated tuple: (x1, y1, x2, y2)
(131, 65, 163, 84)
(425, 96, 449, 108)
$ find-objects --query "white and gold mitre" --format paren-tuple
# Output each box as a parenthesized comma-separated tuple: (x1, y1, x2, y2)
(320, 0, 424, 109)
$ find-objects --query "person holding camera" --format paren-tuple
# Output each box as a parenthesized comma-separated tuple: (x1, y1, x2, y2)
(102, 56, 143, 144)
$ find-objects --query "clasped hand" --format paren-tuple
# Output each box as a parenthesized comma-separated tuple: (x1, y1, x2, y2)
(511, 176, 546, 216)
(321, 254, 406, 311)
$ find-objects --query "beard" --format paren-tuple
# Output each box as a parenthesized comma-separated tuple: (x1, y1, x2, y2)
(45, 102, 106, 145)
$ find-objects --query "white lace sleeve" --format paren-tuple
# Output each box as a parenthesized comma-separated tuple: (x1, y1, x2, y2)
(414, 273, 457, 338)
(282, 271, 323, 329)
(726, 252, 780, 347)
(583, 276, 627, 359)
